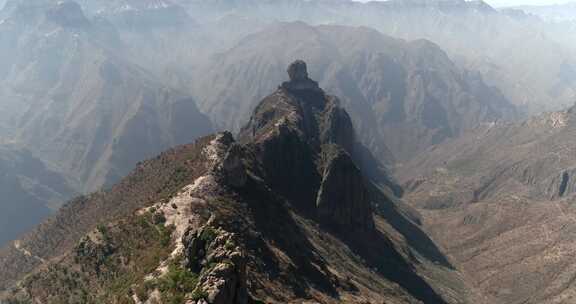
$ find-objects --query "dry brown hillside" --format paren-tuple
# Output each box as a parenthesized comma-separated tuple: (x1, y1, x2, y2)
(400, 107, 576, 303)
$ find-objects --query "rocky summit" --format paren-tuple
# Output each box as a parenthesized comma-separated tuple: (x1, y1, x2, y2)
(0, 62, 474, 304)
(240, 60, 372, 231)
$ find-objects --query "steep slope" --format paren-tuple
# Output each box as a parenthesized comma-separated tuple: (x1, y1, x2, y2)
(0, 145, 74, 246)
(75, 0, 211, 90)
(0, 0, 213, 245)
(194, 22, 516, 163)
(0, 62, 477, 304)
(400, 105, 576, 303)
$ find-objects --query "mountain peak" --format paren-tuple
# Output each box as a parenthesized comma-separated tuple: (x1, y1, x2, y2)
(239, 61, 374, 231)
(282, 59, 320, 91)
(287, 59, 308, 82)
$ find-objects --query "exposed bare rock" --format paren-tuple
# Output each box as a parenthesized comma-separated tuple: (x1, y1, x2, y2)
(317, 146, 374, 231)
(239, 61, 375, 228)
(283, 59, 320, 91)
(287, 60, 308, 82)
(215, 144, 248, 189)
(183, 222, 248, 304)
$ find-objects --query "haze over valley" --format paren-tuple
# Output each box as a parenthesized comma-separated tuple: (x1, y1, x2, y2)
(2, 0, 576, 303)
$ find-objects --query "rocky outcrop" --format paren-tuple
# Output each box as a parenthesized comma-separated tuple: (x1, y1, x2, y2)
(320, 99, 356, 155)
(182, 221, 248, 304)
(317, 145, 374, 231)
(240, 60, 375, 230)
(215, 144, 248, 189)
(282, 60, 320, 91)
(208, 132, 248, 189)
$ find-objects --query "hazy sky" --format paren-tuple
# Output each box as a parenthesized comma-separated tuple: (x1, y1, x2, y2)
(356, 0, 575, 7)
(486, 0, 574, 6)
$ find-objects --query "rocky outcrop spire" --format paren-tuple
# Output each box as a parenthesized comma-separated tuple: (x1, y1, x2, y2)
(240, 61, 374, 231)
(182, 220, 248, 304)
(287, 60, 308, 82)
(282, 60, 321, 91)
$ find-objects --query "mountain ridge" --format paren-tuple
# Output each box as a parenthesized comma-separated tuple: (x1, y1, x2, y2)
(0, 61, 478, 304)
(0, 0, 213, 246)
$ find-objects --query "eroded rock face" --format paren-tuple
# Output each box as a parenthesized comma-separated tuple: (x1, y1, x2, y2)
(317, 146, 374, 231)
(282, 60, 321, 91)
(240, 61, 375, 230)
(320, 98, 356, 155)
(216, 144, 248, 188)
(182, 222, 248, 304)
(287, 60, 308, 82)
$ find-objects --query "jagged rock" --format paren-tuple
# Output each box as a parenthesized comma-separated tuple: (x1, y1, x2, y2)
(217, 144, 247, 188)
(317, 146, 374, 231)
(240, 61, 375, 230)
(287, 60, 308, 82)
(182, 222, 248, 304)
(282, 60, 320, 91)
(320, 98, 356, 154)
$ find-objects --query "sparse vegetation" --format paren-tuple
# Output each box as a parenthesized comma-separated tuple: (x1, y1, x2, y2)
(10, 211, 176, 304)
(157, 263, 199, 303)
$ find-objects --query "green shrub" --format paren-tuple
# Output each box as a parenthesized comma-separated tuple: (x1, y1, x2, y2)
(191, 288, 209, 301)
(200, 227, 218, 244)
(157, 262, 199, 303)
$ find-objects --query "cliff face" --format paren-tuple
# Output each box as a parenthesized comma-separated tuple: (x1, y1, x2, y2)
(1, 62, 473, 304)
(239, 60, 373, 231)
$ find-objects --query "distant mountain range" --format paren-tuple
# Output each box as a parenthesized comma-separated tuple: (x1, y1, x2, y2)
(509, 2, 576, 21)
(177, 0, 576, 114)
(0, 0, 213, 245)
(192, 22, 517, 163)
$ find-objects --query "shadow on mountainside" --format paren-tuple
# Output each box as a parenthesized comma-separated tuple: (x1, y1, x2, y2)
(334, 225, 448, 304)
(238, 176, 340, 299)
(370, 184, 454, 270)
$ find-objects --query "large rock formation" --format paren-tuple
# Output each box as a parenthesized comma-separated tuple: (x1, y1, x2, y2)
(240, 60, 374, 230)
(317, 146, 374, 231)
(183, 220, 248, 304)
(283, 60, 320, 91)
